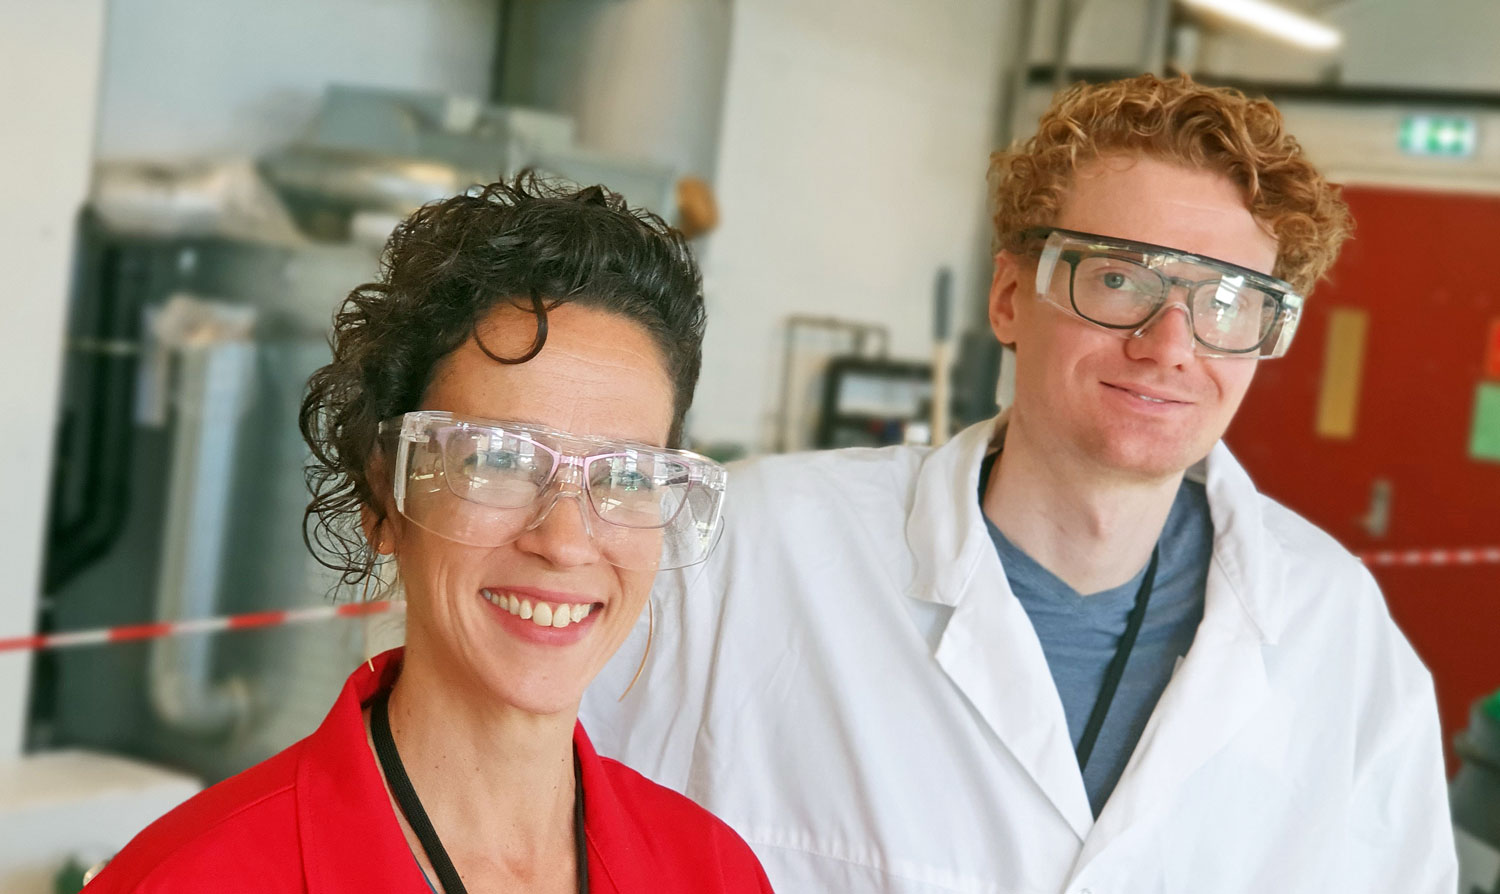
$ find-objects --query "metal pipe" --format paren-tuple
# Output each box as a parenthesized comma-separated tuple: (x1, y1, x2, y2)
(1052, 0, 1076, 90)
(148, 337, 253, 738)
(931, 269, 954, 447)
(1142, 0, 1174, 74)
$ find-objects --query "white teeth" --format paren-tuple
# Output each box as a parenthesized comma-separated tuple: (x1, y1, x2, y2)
(485, 591, 594, 630)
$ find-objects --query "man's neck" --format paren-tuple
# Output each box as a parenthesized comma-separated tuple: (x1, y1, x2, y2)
(983, 417, 1184, 595)
(371, 642, 579, 886)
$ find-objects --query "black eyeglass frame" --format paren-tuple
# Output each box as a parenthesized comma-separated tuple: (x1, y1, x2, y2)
(1015, 226, 1304, 359)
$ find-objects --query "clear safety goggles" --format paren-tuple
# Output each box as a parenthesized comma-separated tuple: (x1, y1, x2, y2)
(378, 411, 728, 571)
(1023, 227, 1303, 358)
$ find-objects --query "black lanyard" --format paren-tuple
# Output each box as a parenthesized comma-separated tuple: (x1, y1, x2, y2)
(977, 452, 1159, 771)
(369, 689, 589, 894)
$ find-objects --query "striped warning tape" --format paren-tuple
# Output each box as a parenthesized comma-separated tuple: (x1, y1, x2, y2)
(2, 544, 1498, 654)
(0, 600, 404, 654)
(1360, 547, 1500, 568)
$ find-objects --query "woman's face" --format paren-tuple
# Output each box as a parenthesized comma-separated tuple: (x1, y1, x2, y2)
(383, 302, 675, 716)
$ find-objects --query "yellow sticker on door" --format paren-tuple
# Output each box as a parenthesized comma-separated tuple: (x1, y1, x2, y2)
(1315, 309, 1369, 440)
(1471, 382, 1500, 463)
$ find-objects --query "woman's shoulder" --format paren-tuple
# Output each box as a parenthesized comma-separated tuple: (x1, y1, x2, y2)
(84, 743, 308, 893)
(591, 753, 773, 892)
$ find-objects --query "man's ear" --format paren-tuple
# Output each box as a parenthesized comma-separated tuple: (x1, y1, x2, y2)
(988, 250, 1024, 349)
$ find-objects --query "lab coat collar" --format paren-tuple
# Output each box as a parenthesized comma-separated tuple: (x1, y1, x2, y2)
(907, 413, 1095, 836)
(1193, 439, 1287, 645)
(1080, 445, 1285, 868)
(903, 413, 1007, 608)
(903, 415, 1285, 844)
(904, 414, 1286, 644)
(296, 648, 643, 893)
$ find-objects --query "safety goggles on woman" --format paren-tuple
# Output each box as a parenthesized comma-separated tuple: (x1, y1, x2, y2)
(379, 411, 727, 571)
(1021, 227, 1304, 359)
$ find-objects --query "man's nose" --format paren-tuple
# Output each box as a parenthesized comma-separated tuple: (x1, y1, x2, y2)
(1125, 292, 1197, 366)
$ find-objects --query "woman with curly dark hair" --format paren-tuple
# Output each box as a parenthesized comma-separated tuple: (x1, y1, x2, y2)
(86, 176, 772, 894)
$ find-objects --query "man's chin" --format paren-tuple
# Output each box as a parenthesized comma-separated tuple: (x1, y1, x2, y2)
(1087, 433, 1212, 484)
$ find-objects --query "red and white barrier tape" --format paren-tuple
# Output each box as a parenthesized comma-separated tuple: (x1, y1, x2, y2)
(1359, 547, 1500, 567)
(3, 545, 1498, 654)
(0, 600, 405, 654)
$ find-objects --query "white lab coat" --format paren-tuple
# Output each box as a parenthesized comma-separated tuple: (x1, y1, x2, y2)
(581, 416, 1457, 893)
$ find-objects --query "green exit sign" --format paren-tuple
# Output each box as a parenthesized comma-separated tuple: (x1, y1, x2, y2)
(1400, 115, 1478, 158)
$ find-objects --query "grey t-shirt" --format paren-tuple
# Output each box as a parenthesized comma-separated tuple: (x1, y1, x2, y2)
(981, 468, 1212, 817)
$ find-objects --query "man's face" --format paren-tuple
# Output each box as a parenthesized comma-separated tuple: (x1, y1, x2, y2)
(989, 154, 1279, 482)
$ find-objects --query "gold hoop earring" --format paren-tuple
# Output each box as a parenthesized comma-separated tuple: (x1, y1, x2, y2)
(617, 599, 654, 702)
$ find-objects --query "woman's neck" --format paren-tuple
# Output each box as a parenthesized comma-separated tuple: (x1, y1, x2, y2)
(983, 416, 1181, 595)
(370, 645, 580, 891)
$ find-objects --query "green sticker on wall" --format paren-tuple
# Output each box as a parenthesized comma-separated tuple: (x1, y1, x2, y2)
(1472, 383, 1500, 463)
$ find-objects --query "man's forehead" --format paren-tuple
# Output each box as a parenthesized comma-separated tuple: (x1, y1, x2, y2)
(1055, 155, 1278, 275)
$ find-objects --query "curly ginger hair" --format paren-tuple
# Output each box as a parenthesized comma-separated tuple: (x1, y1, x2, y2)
(990, 74, 1352, 296)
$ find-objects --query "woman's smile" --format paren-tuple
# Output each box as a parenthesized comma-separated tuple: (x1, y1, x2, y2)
(479, 586, 606, 645)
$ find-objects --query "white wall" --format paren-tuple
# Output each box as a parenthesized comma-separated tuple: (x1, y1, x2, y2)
(95, 0, 499, 161)
(689, 0, 1015, 451)
(0, 0, 109, 760)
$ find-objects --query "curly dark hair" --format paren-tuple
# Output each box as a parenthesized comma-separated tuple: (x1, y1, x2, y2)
(299, 174, 706, 589)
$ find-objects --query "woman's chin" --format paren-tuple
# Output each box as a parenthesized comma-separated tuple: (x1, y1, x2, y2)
(488, 676, 590, 718)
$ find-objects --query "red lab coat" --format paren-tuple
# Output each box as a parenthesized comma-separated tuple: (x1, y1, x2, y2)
(85, 649, 774, 893)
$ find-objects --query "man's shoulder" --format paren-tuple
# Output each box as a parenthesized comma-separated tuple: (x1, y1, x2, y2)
(1255, 492, 1367, 576)
(729, 443, 930, 512)
(85, 744, 306, 892)
(733, 441, 930, 478)
(1244, 490, 1427, 672)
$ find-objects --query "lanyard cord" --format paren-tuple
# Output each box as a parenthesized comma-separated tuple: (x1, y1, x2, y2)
(369, 689, 590, 894)
(977, 451, 1160, 772)
(1074, 546, 1157, 771)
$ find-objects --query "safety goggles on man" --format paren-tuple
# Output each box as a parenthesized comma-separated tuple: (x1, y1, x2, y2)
(378, 411, 727, 571)
(1021, 227, 1304, 359)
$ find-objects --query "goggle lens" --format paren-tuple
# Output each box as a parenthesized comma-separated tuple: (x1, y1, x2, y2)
(385, 413, 726, 570)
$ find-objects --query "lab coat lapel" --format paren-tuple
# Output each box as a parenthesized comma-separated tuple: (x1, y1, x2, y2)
(909, 418, 1095, 840)
(1072, 443, 1284, 869)
(935, 568, 1098, 839)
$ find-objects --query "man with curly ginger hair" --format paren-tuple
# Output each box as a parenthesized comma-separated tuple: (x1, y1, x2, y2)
(582, 75, 1456, 891)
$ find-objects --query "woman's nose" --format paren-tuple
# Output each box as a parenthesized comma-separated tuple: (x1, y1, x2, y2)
(514, 486, 605, 567)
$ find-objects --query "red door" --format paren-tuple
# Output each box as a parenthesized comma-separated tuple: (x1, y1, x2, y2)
(1226, 185, 1500, 774)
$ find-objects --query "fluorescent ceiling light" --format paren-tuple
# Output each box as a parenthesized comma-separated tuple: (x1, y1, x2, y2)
(1178, 0, 1344, 51)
